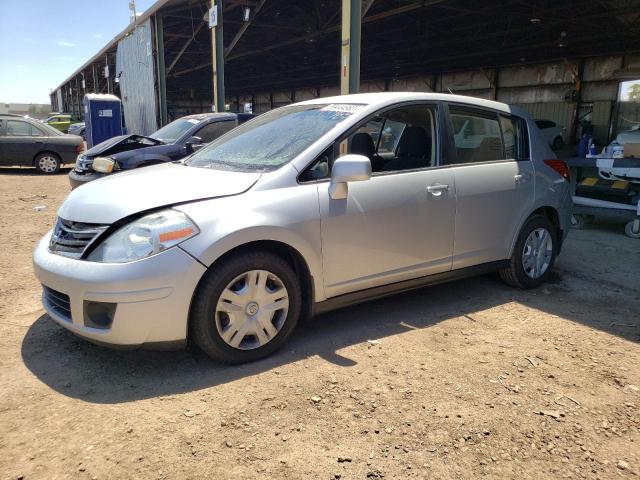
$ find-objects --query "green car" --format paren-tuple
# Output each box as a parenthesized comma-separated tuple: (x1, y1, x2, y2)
(44, 114, 74, 133)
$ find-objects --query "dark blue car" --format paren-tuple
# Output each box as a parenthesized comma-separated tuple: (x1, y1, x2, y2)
(69, 112, 254, 189)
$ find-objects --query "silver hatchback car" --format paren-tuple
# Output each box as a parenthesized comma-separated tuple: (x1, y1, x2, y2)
(34, 93, 572, 363)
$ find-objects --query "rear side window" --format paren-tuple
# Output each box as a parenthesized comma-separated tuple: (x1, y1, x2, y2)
(448, 107, 503, 164)
(6, 120, 40, 137)
(195, 120, 236, 143)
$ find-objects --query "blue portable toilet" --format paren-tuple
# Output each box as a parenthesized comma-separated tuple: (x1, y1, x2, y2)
(83, 93, 123, 148)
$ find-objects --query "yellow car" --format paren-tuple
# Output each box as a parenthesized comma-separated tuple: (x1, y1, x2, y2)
(44, 114, 73, 133)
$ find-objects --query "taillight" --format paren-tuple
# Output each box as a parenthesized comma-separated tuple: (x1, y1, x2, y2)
(543, 159, 570, 182)
(75, 143, 85, 154)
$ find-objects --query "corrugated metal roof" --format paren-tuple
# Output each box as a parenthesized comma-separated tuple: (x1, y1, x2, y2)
(51, 0, 180, 93)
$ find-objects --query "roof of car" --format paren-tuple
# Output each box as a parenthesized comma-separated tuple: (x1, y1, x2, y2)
(296, 92, 512, 113)
(181, 112, 238, 121)
(0, 114, 40, 123)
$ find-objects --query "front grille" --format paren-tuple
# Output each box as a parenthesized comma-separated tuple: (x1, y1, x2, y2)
(49, 217, 109, 259)
(74, 154, 93, 172)
(43, 286, 71, 321)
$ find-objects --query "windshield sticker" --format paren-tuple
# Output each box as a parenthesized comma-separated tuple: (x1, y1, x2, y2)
(320, 104, 363, 114)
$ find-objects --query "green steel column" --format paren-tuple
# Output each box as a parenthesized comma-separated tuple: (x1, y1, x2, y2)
(211, 0, 225, 111)
(155, 13, 168, 126)
(341, 0, 361, 95)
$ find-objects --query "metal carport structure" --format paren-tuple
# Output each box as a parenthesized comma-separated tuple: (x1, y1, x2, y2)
(51, 0, 640, 143)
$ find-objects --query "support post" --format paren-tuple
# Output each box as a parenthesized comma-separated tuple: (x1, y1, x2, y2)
(106, 55, 111, 94)
(92, 64, 98, 92)
(75, 76, 81, 118)
(211, 0, 225, 112)
(340, 0, 361, 95)
(492, 68, 500, 101)
(570, 59, 584, 145)
(155, 13, 168, 126)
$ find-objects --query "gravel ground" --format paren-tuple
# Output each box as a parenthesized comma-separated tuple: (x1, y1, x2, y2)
(0, 167, 639, 480)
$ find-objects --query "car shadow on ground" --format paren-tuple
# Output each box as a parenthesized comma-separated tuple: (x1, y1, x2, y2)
(0, 166, 72, 176)
(20, 271, 639, 405)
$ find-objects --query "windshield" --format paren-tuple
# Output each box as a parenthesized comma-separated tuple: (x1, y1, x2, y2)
(150, 117, 200, 143)
(186, 104, 361, 172)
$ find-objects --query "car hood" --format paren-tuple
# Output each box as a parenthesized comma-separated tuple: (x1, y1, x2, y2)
(85, 134, 163, 157)
(58, 163, 261, 224)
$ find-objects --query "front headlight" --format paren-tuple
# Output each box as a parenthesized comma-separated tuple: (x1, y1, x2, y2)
(87, 209, 199, 263)
(93, 156, 116, 173)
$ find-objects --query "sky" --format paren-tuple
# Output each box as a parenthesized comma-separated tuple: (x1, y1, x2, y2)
(0, 0, 156, 104)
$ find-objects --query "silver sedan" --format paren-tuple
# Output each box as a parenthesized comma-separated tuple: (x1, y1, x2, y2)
(34, 92, 572, 363)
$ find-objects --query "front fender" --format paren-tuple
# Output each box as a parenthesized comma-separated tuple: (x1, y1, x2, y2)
(175, 186, 326, 301)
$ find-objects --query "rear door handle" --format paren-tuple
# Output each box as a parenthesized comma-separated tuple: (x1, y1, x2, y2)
(427, 183, 449, 196)
(514, 173, 528, 183)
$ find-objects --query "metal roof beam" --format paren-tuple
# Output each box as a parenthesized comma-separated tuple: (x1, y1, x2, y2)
(166, 21, 205, 73)
(226, 0, 446, 62)
(224, 0, 268, 59)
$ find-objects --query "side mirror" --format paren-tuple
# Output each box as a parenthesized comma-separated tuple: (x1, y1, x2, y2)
(329, 154, 371, 200)
(185, 136, 203, 153)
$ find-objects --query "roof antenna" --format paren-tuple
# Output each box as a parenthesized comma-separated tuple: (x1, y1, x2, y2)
(447, 88, 453, 94)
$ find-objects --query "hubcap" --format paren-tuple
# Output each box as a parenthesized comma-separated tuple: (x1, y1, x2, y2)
(215, 270, 289, 350)
(522, 227, 553, 279)
(38, 156, 58, 173)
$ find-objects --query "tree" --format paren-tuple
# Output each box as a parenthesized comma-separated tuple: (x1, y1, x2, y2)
(628, 83, 640, 102)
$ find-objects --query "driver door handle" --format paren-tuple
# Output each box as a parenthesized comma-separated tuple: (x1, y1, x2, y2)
(427, 183, 449, 196)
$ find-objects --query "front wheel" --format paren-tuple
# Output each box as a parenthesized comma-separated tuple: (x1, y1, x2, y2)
(499, 215, 557, 289)
(190, 251, 302, 363)
(34, 152, 61, 174)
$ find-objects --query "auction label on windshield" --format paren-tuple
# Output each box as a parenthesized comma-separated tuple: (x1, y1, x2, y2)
(320, 104, 363, 113)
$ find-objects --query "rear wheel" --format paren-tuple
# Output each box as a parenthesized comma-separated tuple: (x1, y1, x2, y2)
(499, 215, 557, 289)
(190, 251, 302, 363)
(34, 152, 61, 174)
(625, 219, 640, 239)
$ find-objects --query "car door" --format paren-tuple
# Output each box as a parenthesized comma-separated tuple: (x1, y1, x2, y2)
(1, 120, 42, 165)
(445, 104, 535, 269)
(315, 103, 456, 297)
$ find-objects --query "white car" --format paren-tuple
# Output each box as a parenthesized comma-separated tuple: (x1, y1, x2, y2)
(34, 92, 572, 364)
(613, 125, 640, 145)
(535, 120, 565, 150)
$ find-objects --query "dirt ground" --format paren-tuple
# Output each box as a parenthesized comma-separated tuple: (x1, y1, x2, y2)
(0, 166, 639, 480)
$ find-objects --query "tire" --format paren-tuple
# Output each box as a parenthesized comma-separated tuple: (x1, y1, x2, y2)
(499, 215, 558, 289)
(34, 152, 61, 174)
(625, 220, 640, 239)
(190, 250, 302, 363)
(552, 136, 563, 150)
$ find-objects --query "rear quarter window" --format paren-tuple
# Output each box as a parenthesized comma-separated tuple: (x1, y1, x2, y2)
(501, 115, 529, 161)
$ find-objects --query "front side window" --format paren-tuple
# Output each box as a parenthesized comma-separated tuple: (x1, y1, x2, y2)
(187, 104, 361, 172)
(343, 105, 437, 173)
(448, 107, 503, 164)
